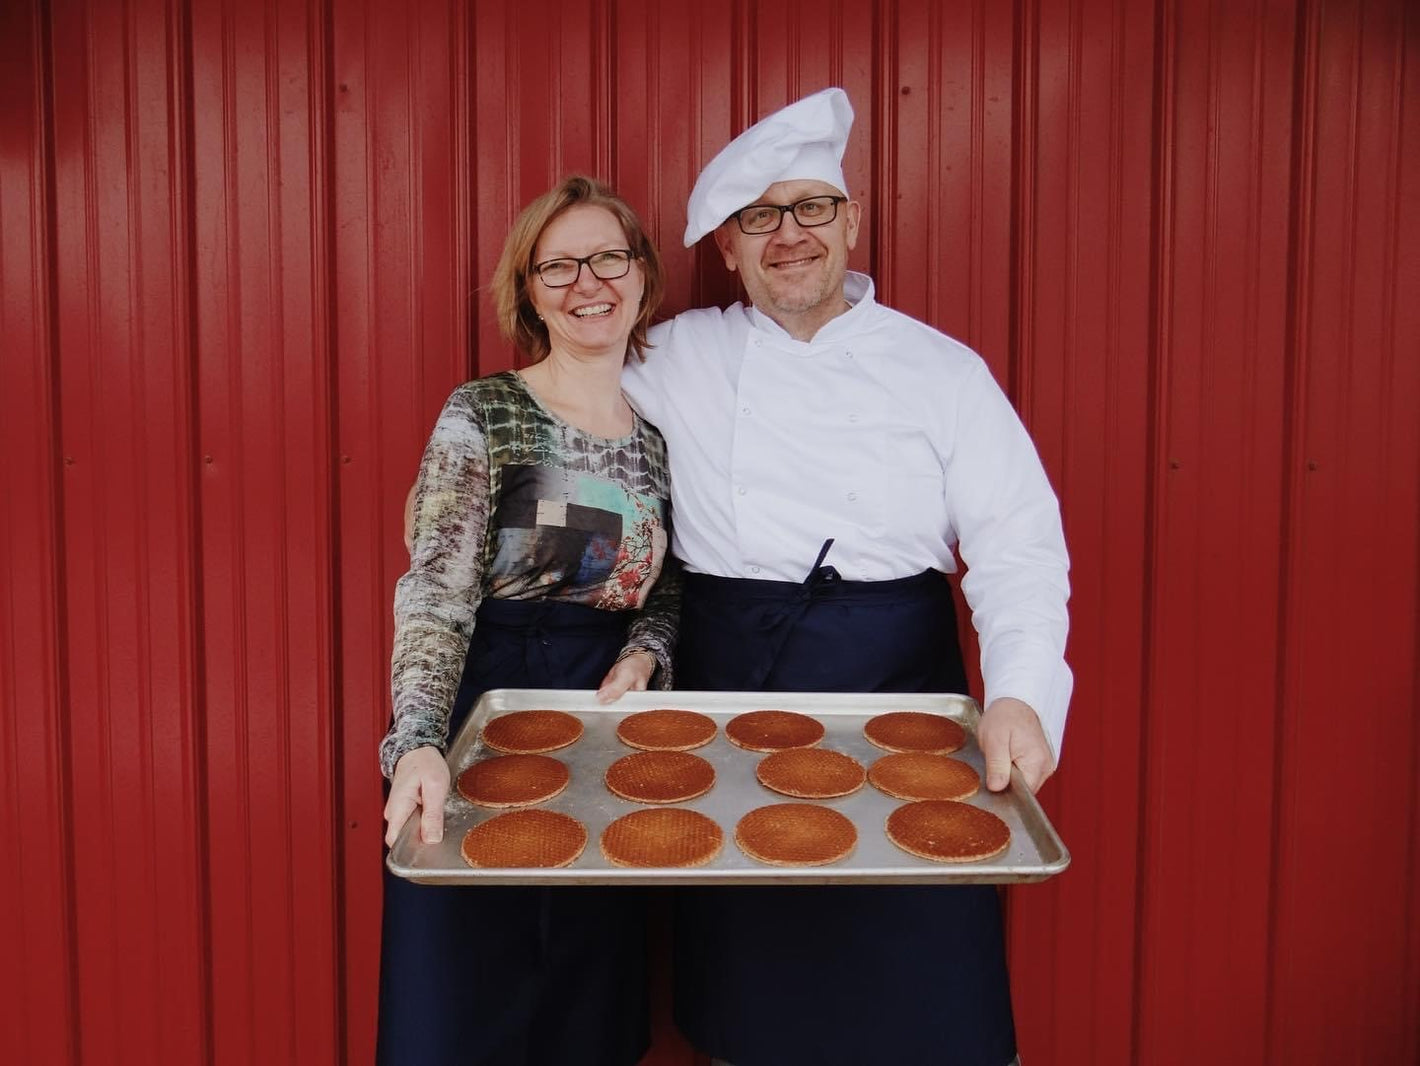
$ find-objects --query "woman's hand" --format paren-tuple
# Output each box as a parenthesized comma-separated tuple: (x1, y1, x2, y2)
(384, 746, 450, 846)
(595, 650, 655, 703)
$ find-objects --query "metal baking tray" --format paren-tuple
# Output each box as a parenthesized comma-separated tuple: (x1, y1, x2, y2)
(386, 689, 1070, 885)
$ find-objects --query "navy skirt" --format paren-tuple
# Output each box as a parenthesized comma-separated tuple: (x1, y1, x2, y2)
(673, 567, 1017, 1066)
(377, 598, 650, 1066)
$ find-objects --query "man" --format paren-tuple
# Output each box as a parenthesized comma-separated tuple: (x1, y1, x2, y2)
(621, 87, 1070, 1066)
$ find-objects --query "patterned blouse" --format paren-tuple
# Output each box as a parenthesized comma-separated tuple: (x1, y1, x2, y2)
(380, 371, 679, 778)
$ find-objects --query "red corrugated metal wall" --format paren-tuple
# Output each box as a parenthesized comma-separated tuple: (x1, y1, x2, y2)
(3, 1, 1416, 1064)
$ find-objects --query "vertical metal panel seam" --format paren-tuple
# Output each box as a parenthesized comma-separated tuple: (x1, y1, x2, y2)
(502, 8, 518, 233)
(1098, 0, 1132, 1049)
(594, 0, 612, 180)
(1265, 1, 1318, 1060)
(80, 1, 120, 1047)
(924, 0, 940, 329)
(461, 2, 478, 379)
(1008, 0, 1036, 463)
(1004, 0, 1036, 1015)
(406, 13, 423, 388)
(640, 2, 659, 222)
(170, 0, 216, 1058)
(1391, 5, 1420, 1057)
(1240, 10, 1267, 488)
(294, 0, 342, 1058)
(831, 0, 844, 86)
(873, 0, 897, 300)
(1131, 0, 1175, 1058)
(967, 0, 985, 346)
(865, 0, 881, 287)
(1359, 3, 1414, 1048)
(1338, 3, 1362, 481)
(314, 0, 350, 1055)
(259, 8, 302, 1053)
(217, 4, 261, 1033)
(1058, 0, 1084, 426)
(785, 0, 800, 95)
(36, 2, 83, 1058)
(736, 0, 753, 133)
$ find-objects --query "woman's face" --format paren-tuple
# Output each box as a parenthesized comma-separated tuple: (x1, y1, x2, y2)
(528, 204, 644, 361)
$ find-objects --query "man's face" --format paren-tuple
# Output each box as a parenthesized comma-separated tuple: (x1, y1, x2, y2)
(714, 179, 861, 339)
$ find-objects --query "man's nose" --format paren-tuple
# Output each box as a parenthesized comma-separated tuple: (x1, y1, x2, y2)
(772, 212, 811, 241)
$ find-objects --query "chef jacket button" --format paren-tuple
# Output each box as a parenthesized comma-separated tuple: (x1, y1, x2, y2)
(848, 413, 859, 423)
(741, 406, 751, 415)
(750, 565, 761, 574)
(847, 491, 859, 502)
(737, 487, 747, 496)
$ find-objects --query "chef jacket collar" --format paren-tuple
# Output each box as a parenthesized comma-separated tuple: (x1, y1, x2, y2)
(745, 271, 877, 346)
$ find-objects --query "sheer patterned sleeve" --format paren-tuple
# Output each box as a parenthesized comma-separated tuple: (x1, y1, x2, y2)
(380, 385, 490, 778)
(618, 554, 681, 690)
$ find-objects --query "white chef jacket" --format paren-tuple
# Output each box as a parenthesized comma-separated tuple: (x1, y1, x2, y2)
(623, 272, 1072, 759)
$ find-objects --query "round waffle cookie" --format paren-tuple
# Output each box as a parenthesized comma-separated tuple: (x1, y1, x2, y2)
(460, 809, 587, 868)
(725, 710, 825, 752)
(735, 803, 857, 866)
(604, 750, 715, 804)
(616, 708, 717, 751)
(456, 754, 570, 808)
(867, 752, 980, 801)
(481, 710, 583, 754)
(885, 800, 1010, 863)
(863, 711, 966, 754)
(755, 747, 866, 799)
(600, 808, 724, 868)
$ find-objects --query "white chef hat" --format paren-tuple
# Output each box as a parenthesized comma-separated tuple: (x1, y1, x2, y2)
(683, 87, 854, 247)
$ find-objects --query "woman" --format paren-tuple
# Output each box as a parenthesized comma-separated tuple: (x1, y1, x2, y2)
(378, 176, 675, 1066)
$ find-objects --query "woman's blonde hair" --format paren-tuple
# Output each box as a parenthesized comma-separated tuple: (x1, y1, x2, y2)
(492, 176, 664, 362)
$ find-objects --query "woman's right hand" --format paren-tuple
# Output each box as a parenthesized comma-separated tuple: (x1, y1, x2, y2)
(384, 746, 450, 847)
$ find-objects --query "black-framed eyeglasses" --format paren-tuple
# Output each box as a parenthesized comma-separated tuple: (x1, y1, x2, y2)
(728, 195, 847, 235)
(531, 248, 638, 288)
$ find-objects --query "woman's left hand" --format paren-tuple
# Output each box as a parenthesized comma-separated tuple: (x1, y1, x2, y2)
(596, 650, 655, 703)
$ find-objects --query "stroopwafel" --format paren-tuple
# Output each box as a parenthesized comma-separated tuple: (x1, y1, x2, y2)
(884, 800, 1010, 863)
(456, 754, 569, 808)
(867, 752, 980, 801)
(599, 808, 724, 868)
(481, 710, 583, 754)
(616, 708, 717, 751)
(863, 711, 966, 754)
(604, 750, 715, 804)
(725, 710, 825, 752)
(755, 747, 865, 799)
(734, 803, 857, 866)
(460, 809, 587, 868)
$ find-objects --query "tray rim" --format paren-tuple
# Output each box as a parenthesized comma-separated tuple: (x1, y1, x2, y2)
(386, 688, 1071, 886)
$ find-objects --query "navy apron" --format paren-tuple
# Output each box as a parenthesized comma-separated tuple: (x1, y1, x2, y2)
(377, 598, 650, 1066)
(673, 545, 1017, 1066)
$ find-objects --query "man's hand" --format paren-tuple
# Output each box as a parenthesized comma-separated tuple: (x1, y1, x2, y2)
(595, 650, 655, 703)
(383, 746, 450, 846)
(977, 697, 1055, 794)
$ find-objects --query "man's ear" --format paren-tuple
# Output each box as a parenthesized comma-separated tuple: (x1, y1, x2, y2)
(713, 224, 738, 273)
(843, 199, 862, 252)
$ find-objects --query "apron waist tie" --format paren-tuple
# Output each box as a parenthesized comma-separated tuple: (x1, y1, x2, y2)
(743, 538, 840, 688)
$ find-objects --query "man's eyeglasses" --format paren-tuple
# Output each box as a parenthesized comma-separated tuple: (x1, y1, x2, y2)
(728, 195, 847, 235)
(531, 249, 638, 288)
